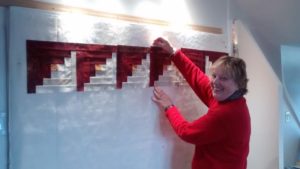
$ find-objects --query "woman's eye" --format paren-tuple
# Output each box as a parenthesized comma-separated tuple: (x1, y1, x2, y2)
(220, 77, 228, 81)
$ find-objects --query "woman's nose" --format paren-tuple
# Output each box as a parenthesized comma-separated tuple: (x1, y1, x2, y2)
(212, 77, 219, 84)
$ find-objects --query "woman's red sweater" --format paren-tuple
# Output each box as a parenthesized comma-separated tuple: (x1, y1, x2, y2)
(166, 50, 251, 169)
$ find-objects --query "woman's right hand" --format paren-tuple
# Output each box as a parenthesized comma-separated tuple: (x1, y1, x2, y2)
(152, 86, 174, 113)
(152, 37, 174, 55)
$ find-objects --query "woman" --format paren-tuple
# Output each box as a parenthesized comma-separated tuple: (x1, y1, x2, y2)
(152, 37, 251, 169)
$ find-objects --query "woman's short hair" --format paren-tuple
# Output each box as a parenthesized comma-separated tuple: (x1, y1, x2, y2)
(210, 55, 249, 95)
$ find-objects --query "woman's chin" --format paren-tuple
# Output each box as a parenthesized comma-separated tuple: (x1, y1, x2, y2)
(213, 93, 226, 101)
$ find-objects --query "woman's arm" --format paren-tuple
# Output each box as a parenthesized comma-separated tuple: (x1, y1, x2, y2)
(152, 37, 213, 106)
(172, 50, 213, 106)
(165, 106, 226, 145)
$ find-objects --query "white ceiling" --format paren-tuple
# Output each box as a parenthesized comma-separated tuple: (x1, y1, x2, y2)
(230, 0, 300, 78)
(231, 0, 300, 116)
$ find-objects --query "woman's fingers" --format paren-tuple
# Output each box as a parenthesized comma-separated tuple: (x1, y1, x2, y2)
(153, 37, 165, 46)
(153, 86, 160, 94)
(152, 86, 173, 111)
(151, 95, 159, 103)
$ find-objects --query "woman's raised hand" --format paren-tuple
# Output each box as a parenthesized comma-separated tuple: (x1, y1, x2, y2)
(152, 37, 175, 56)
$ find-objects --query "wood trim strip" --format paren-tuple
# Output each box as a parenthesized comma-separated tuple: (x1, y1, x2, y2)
(0, 0, 223, 34)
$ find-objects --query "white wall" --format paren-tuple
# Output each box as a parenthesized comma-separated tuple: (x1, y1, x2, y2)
(4, 1, 292, 169)
(236, 21, 281, 169)
(0, 6, 8, 169)
(7, 4, 227, 169)
(33, 0, 228, 33)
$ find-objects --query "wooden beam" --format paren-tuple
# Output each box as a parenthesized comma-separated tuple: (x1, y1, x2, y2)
(0, 0, 223, 34)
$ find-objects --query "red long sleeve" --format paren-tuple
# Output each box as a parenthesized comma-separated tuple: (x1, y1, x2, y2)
(165, 106, 226, 145)
(172, 50, 214, 107)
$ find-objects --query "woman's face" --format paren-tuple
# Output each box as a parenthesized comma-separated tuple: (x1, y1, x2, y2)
(210, 66, 239, 101)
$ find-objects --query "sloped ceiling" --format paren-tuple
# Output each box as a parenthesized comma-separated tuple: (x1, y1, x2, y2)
(230, 0, 300, 79)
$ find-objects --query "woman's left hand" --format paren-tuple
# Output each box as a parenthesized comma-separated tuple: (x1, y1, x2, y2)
(152, 86, 173, 112)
